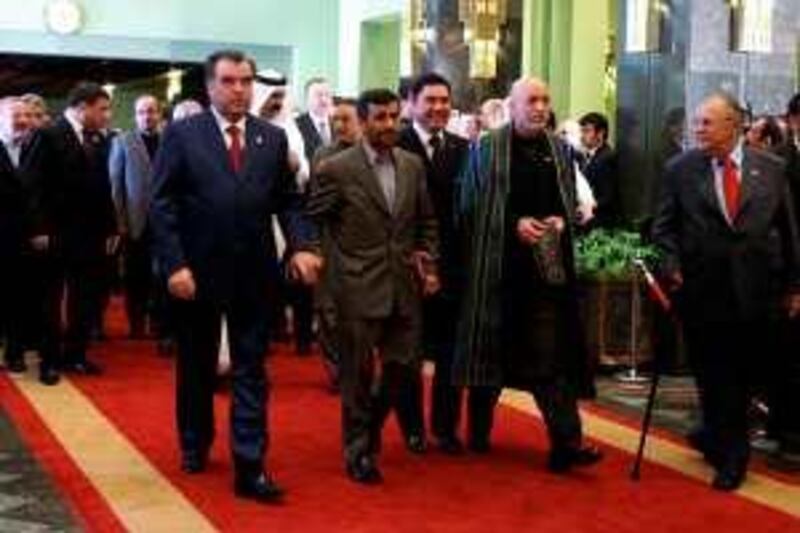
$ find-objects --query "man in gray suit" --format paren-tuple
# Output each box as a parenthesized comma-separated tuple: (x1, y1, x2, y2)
(109, 94, 162, 338)
(653, 92, 800, 491)
(309, 89, 439, 484)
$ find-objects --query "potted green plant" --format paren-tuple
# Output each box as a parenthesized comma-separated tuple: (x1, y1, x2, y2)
(574, 229, 659, 368)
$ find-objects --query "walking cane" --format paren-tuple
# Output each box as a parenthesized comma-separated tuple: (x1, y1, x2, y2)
(630, 258, 674, 481)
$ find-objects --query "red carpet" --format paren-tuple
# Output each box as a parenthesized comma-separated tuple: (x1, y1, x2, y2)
(3, 301, 799, 532)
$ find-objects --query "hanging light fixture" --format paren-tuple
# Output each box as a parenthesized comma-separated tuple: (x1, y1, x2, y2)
(623, 0, 672, 53)
(460, 0, 508, 79)
(729, 0, 774, 53)
(409, 0, 434, 48)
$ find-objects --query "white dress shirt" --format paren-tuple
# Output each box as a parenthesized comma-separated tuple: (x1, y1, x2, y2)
(712, 140, 744, 224)
(413, 121, 443, 161)
(1, 135, 22, 167)
(309, 110, 331, 145)
(64, 109, 85, 145)
(211, 106, 247, 150)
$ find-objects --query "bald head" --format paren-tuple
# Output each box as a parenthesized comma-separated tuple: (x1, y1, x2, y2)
(694, 92, 743, 157)
(509, 77, 552, 137)
(134, 94, 161, 133)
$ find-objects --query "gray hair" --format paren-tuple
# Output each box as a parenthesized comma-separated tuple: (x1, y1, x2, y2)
(172, 99, 204, 121)
(704, 91, 745, 126)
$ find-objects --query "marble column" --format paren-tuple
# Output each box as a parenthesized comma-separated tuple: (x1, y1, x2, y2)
(615, 0, 800, 221)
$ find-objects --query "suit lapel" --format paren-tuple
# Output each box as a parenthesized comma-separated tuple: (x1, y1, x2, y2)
(356, 144, 392, 216)
(697, 155, 726, 221)
(0, 143, 15, 175)
(58, 118, 85, 162)
(201, 111, 236, 176)
(129, 132, 153, 173)
(735, 149, 760, 223)
(392, 148, 408, 216)
(239, 116, 261, 180)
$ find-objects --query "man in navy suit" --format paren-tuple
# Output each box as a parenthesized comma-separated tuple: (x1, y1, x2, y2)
(653, 92, 800, 491)
(150, 49, 321, 503)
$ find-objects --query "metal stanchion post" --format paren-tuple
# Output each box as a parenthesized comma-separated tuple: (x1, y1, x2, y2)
(617, 259, 650, 384)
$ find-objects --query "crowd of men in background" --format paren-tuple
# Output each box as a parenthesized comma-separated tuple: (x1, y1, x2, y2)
(1, 49, 799, 502)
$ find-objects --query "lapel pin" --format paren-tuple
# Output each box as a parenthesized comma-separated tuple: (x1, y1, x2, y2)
(255, 135, 264, 146)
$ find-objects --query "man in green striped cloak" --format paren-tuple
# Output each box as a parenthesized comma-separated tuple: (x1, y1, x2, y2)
(452, 77, 602, 472)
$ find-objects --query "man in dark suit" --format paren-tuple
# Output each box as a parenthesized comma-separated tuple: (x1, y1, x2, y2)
(26, 82, 118, 381)
(396, 73, 473, 455)
(308, 89, 439, 484)
(0, 97, 43, 379)
(288, 77, 334, 355)
(150, 49, 320, 503)
(653, 92, 800, 491)
(296, 77, 334, 163)
(578, 112, 620, 228)
(771, 92, 800, 470)
(109, 94, 162, 339)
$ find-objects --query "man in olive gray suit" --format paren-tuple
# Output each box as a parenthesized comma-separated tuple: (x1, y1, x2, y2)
(109, 94, 162, 338)
(308, 89, 439, 485)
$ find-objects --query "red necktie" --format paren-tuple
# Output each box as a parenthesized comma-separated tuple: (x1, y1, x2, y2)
(723, 156, 740, 221)
(227, 125, 243, 173)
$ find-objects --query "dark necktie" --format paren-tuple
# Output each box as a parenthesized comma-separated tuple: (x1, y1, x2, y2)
(723, 156, 740, 221)
(227, 125, 243, 173)
(429, 134, 444, 168)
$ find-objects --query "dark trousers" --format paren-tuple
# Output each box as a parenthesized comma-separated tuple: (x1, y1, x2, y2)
(39, 245, 106, 366)
(337, 312, 420, 463)
(684, 321, 764, 472)
(0, 249, 25, 364)
(173, 295, 270, 467)
(124, 234, 153, 335)
(478, 377, 582, 451)
(528, 378, 583, 450)
(289, 282, 314, 351)
(772, 318, 800, 452)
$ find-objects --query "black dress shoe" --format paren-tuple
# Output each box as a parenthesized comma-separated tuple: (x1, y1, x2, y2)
(181, 450, 208, 474)
(39, 366, 61, 386)
(406, 434, 427, 455)
(234, 472, 286, 503)
(712, 468, 746, 492)
(346, 455, 383, 485)
(6, 359, 27, 373)
(548, 445, 604, 473)
(436, 435, 465, 455)
(62, 360, 103, 376)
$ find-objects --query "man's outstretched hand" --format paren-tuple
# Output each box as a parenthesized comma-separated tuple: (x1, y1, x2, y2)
(289, 251, 324, 285)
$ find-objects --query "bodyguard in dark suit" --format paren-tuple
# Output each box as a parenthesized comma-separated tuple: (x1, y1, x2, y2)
(578, 112, 620, 228)
(0, 97, 42, 378)
(296, 77, 334, 163)
(289, 77, 334, 354)
(150, 50, 320, 503)
(653, 92, 800, 491)
(771, 93, 800, 470)
(26, 83, 117, 380)
(308, 89, 439, 484)
(396, 73, 473, 455)
(109, 94, 162, 339)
